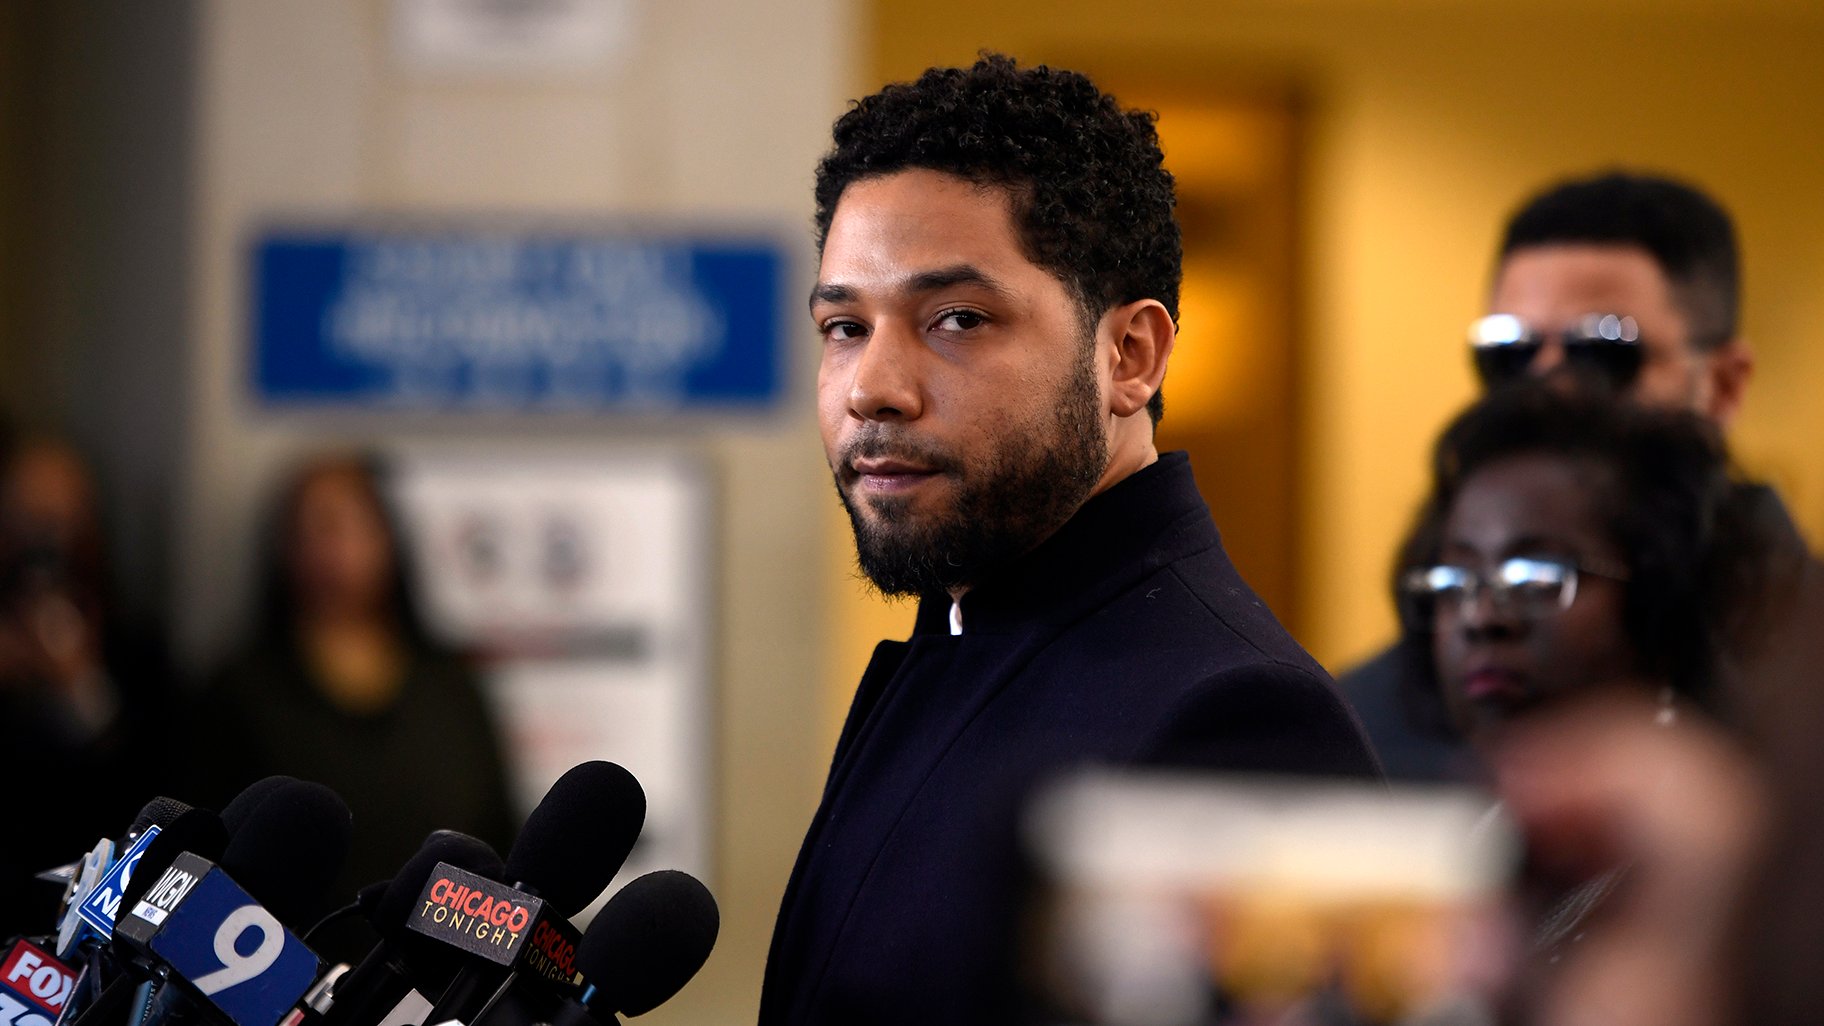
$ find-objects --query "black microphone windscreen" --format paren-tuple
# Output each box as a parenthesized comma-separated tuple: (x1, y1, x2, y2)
(220, 779, 353, 931)
(128, 797, 192, 837)
(505, 761, 645, 917)
(117, 807, 229, 913)
(354, 879, 390, 923)
(376, 831, 504, 941)
(383, 832, 507, 994)
(578, 870, 718, 1017)
(219, 775, 299, 834)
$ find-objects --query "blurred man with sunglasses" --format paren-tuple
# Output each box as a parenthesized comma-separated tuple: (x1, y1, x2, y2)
(1473, 172, 1752, 423)
(1343, 171, 1803, 782)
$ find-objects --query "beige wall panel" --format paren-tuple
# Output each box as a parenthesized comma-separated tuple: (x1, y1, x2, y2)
(178, 1, 855, 1022)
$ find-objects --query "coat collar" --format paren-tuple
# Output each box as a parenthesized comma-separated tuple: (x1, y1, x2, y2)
(911, 451, 1217, 636)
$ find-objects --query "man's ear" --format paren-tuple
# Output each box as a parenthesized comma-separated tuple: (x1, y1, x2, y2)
(1702, 337, 1754, 428)
(1103, 299, 1175, 418)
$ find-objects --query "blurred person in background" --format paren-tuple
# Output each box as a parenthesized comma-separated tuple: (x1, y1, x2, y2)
(1392, 382, 1773, 767)
(1390, 382, 1786, 1021)
(1447, 441, 1824, 1026)
(0, 431, 178, 937)
(1483, 173, 1752, 424)
(188, 452, 515, 898)
(1342, 170, 1812, 781)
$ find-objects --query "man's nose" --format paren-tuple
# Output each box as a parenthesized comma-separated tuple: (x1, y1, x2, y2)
(847, 322, 924, 422)
(1527, 338, 1567, 376)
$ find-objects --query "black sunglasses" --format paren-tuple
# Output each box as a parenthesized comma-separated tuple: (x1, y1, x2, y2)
(1469, 313, 1644, 391)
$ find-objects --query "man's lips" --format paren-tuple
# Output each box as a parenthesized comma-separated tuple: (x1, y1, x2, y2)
(849, 456, 943, 493)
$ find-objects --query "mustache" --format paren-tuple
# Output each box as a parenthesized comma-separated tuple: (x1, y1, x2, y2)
(837, 428, 961, 474)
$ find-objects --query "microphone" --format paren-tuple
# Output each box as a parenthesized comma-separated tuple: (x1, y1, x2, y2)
(418, 763, 646, 1026)
(111, 851, 322, 1026)
(31, 797, 182, 899)
(55, 808, 231, 1026)
(218, 780, 298, 837)
(131, 802, 195, 838)
(1, 938, 78, 1026)
(111, 811, 231, 939)
(114, 780, 351, 1026)
(58, 807, 227, 1026)
(35, 797, 181, 892)
(314, 834, 505, 1026)
(77, 780, 351, 1026)
(502, 763, 647, 918)
(51, 840, 115, 957)
(217, 781, 353, 934)
(570, 871, 719, 1020)
(61, 799, 196, 961)
(50, 799, 203, 1026)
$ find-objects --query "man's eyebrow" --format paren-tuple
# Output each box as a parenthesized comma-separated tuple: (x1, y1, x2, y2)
(809, 282, 857, 308)
(905, 264, 1013, 298)
(808, 264, 1014, 310)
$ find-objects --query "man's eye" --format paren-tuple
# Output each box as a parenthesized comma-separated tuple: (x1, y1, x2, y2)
(935, 310, 986, 332)
(822, 320, 867, 342)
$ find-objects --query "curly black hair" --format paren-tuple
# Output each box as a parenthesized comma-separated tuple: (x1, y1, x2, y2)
(813, 53, 1181, 424)
(1500, 171, 1740, 352)
(1392, 381, 1775, 733)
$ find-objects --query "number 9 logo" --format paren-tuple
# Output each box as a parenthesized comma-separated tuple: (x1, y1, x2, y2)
(188, 906, 285, 996)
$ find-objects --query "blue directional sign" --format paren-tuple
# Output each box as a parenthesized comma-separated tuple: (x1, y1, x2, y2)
(253, 229, 788, 411)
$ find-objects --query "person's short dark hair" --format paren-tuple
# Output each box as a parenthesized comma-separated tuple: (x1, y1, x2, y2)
(1499, 170, 1740, 352)
(813, 52, 1180, 424)
(1392, 381, 1772, 734)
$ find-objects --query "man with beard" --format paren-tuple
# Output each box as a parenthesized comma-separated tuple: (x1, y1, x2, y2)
(760, 55, 1379, 1026)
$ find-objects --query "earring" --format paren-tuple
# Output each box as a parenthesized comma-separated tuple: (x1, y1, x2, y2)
(1655, 686, 1677, 727)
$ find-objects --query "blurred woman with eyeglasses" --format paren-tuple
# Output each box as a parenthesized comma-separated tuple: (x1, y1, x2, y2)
(1383, 381, 1799, 1022)
(1392, 381, 1779, 754)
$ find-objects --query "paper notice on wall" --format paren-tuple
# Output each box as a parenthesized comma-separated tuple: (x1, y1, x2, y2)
(388, 449, 711, 904)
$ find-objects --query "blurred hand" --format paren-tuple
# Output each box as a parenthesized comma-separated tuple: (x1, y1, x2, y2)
(0, 588, 115, 736)
(1492, 693, 1764, 1026)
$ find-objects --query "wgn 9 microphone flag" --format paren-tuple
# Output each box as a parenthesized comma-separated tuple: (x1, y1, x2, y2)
(113, 854, 320, 1026)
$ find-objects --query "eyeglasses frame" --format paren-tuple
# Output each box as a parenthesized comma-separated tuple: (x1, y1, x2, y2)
(1400, 554, 1631, 626)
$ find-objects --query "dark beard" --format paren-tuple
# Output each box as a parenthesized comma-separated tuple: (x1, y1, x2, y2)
(834, 347, 1108, 597)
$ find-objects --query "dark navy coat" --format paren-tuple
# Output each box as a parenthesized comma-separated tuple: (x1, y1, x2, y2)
(760, 452, 1379, 1024)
